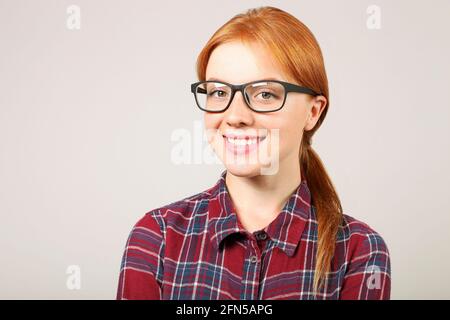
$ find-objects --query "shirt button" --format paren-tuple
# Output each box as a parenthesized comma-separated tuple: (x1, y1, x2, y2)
(255, 231, 267, 241)
(250, 255, 258, 263)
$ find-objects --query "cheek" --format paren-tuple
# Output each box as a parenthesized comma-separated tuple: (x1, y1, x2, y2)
(272, 120, 300, 152)
(203, 114, 221, 135)
(274, 108, 307, 150)
(203, 113, 215, 129)
(204, 114, 222, 144)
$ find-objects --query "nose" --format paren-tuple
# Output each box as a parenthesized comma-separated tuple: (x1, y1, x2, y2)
(224, 90, 255, 127)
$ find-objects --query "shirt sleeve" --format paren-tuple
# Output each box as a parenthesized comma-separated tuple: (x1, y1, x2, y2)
(340, 231, 391, 300)
(116, 210, 165, 300)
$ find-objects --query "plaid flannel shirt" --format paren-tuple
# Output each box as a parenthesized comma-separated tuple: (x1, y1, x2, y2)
(117, 170, 391, 299)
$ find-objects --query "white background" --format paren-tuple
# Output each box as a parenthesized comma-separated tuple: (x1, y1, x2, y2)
(0, 0, 449, 299)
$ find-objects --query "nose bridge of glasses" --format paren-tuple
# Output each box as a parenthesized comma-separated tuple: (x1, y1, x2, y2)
(228, 84, 251, 108)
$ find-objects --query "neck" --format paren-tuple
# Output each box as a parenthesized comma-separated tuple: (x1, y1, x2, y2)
(225, 156, 302, 233)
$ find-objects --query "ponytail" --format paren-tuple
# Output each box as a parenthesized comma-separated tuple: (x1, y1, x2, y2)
(300, 137, 343, 296)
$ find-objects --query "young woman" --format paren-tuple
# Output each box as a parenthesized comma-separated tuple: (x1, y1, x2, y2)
(116, 6, 391, 300)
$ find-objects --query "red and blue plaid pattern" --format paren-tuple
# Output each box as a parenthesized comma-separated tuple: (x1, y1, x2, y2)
(117, 170, 391, 300)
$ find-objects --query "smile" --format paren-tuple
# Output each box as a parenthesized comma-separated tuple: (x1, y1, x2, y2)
(224, 136, 266, 146)
(222, 134, 267, 156)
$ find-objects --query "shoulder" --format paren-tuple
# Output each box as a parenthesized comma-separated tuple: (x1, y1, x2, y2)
(338, 213, 391, 267)
(121, 187, 214, 271)
(129, 185, 215, 238)
(336, 213, 392, 299)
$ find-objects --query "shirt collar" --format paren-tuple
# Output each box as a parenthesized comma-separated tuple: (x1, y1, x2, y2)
(207, 169, 313, 257)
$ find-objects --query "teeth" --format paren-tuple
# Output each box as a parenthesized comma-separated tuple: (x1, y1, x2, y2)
(226, 137, 258, 145)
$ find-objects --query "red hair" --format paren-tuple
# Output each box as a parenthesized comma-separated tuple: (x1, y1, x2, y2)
(195, 6, 343, 295)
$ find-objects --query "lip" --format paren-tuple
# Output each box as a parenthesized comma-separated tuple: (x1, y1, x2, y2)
(222, 134, 267, 156)
(223, 134, 266, 140)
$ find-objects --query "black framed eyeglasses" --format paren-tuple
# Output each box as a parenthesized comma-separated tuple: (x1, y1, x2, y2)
(190, 79, 321, 113)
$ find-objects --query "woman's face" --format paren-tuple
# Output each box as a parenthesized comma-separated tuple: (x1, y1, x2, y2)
(204, 40, 326, 177)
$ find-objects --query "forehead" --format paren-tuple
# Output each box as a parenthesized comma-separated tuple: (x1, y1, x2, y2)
(205, 41, 289, 84)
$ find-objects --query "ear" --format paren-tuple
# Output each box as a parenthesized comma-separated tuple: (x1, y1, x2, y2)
(304, 95, 327, 131)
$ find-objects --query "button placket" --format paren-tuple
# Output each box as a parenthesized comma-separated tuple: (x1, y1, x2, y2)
(241, 238, 262, 299)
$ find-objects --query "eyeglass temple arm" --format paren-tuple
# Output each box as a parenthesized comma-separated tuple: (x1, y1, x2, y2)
(191, 84, 207, 94)
(286, 83, 321, 96)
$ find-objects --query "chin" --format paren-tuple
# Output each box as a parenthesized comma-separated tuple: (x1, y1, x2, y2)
(223, 162, 263, 178)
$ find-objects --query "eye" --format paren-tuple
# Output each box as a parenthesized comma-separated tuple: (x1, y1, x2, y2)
(256, 91, 277, 100)
(209, 90, 228, 98)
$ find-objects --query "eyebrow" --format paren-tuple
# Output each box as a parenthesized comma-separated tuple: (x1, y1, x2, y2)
(206, 76, 283, 83)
